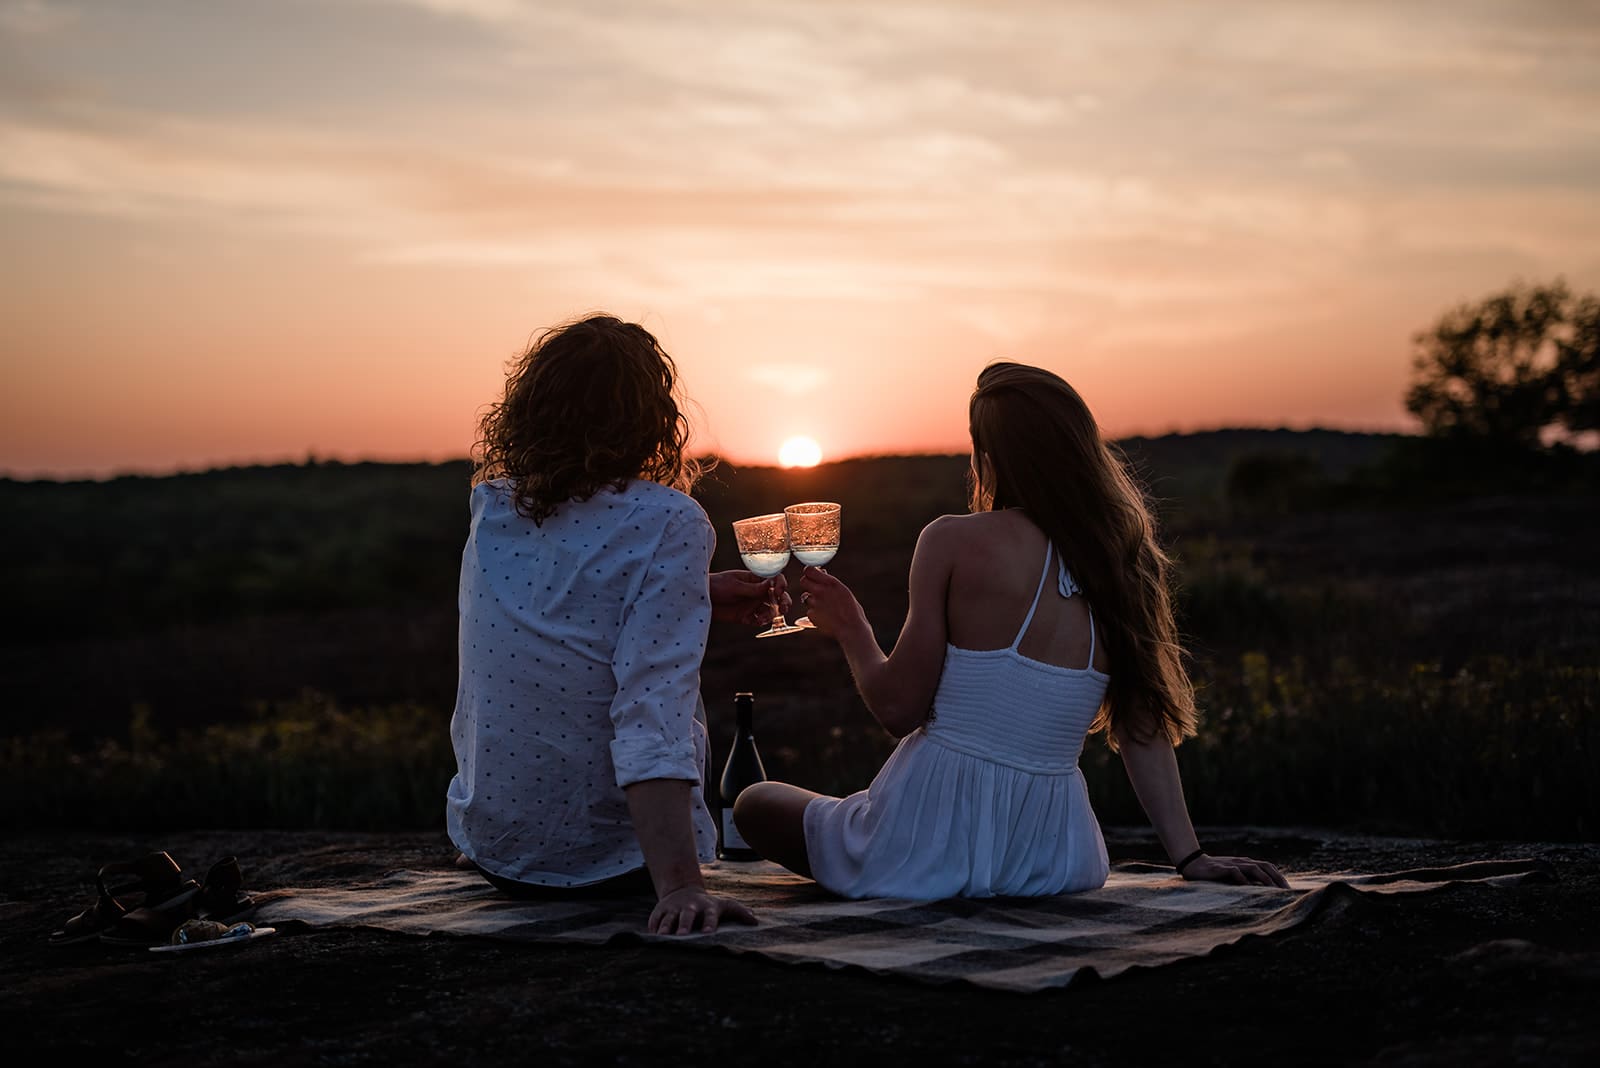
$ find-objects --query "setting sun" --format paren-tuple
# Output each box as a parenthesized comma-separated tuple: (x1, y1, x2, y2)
(778, 436, 823, 468)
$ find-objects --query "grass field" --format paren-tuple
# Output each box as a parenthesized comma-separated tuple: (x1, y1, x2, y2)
(3, 430, 1595, 839)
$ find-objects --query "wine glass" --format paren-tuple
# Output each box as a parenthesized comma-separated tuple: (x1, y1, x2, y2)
(731, 513, 805, 639)
(784, 502, 841, 629)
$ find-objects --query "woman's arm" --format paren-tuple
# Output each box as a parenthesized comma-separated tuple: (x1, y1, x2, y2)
(1116, 729, 1290, 888)
(798, 517, 959, 737)
(1115, 731, 1202, 864)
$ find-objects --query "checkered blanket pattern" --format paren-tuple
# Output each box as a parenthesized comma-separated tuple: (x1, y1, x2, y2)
(252, 857, 1554, 993)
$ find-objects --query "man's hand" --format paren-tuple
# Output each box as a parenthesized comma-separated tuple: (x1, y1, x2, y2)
(624, 780, 756, 937)
(648, 884, 758, 935)
(710, 569, 791, 626)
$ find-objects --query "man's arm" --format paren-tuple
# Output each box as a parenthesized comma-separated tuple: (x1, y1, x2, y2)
(609, 514, 760, 933)
(625, 779, 757, 934)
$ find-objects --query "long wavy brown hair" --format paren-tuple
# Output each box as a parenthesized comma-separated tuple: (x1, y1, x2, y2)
(968, 362, 1197, 749)
(472, 314, 708, 523)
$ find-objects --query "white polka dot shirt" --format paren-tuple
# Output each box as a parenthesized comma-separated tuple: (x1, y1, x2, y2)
(445, 477, 717, 887)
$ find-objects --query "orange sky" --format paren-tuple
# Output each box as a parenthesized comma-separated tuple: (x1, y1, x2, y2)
(3, 1, 1599, 479)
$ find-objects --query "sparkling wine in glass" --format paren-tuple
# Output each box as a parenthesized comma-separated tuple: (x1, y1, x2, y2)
(784, 501, 841, 629)
(731, 513, 805, 639)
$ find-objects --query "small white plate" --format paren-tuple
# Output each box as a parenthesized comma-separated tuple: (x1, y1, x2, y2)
(149, 927, 277, 954)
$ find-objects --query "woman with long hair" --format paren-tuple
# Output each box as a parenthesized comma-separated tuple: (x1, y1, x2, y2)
(733, 361, 1288, 899)
(446, 313, 776, 934)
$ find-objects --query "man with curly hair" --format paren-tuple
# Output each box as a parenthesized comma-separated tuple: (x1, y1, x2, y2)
(446, 314, 776, 935)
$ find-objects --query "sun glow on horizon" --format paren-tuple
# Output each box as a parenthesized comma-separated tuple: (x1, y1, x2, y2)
(778, 436, 823, 468)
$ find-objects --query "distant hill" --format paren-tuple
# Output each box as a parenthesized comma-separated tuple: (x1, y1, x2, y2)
(1113, 427, 1406, 508)
(0, 428, 1401, 651)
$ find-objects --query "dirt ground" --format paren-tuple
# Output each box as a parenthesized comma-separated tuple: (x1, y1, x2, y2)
(4, 827, 1597, 1067)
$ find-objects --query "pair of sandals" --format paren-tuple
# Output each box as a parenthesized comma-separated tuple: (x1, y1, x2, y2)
(48, 850, 257, 948)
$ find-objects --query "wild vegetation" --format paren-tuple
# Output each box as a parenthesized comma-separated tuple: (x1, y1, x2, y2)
(3, 427, 1594, 839)
(5, 281, 1594, 839)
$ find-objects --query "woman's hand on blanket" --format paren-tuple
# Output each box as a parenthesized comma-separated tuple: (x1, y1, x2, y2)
(1182, 854, 1291, 889)
(648, 884, 758, 936)
(710, 569, 791, 626)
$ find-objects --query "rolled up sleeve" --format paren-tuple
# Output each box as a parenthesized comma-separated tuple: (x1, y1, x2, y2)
(608, 509, 715, 788)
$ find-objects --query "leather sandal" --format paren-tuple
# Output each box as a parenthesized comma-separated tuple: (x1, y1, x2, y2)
(49, 851, 189, 946)
(99, 881, 202, 947)
(100, 855, 256, 947)
(195, 855, 256, 922)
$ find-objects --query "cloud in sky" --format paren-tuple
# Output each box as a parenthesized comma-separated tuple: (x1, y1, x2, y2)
(743, 363, 831, 398)
(2, 0, 1598, 475)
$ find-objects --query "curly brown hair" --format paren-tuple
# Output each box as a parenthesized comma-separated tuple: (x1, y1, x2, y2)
(968, 362, 1198, 750)
(471, 314, 709, 523)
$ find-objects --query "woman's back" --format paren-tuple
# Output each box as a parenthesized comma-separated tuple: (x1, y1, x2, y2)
(943, 509, 1108, 674)
(926, 509, 1109, 775)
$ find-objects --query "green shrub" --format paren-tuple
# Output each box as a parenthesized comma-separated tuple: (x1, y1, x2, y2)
(1083, 653, 1599, 840)
(3, 691, 455, 831)
(8, 654, 1595, 840)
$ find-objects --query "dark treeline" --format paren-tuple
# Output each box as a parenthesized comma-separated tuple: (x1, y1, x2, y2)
(3, 429, 1596, 839)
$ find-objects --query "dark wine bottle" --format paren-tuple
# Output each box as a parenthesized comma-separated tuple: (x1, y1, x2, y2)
(717, 691, 767, 862)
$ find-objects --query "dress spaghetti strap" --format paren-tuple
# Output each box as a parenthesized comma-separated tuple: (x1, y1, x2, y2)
(1084, 604, 1097, 671)
(1010, 543, 1056, 651)
(1034, 543, 1098, 672)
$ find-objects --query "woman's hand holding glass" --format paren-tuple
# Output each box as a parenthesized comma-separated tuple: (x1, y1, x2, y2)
(794, 562, 867, 640)
(783, 502, 841, 629)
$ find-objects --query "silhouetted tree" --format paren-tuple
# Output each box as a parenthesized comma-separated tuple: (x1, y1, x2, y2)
(1557, 291, 1600, 436)
(1406, 280, 1599, 449)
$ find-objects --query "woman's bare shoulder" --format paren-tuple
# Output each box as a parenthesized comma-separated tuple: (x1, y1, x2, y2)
(937, 512, 1056, 591)
(918, 511, 985, 541)
(916, 511, 1023, 556)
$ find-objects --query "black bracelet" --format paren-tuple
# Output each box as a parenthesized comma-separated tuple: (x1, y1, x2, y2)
(1175, 848, 1206, 875)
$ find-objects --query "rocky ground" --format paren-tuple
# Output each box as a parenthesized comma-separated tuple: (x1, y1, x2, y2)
(5, 827, 1597, 1066)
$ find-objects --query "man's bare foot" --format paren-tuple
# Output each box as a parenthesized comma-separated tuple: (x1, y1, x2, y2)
(454, 853, 477, 871)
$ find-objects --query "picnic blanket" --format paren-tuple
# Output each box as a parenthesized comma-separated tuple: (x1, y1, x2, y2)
(252, 856, 1556, 993)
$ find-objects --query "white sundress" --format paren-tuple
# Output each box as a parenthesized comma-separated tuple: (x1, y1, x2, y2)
(803, 542, 1112, 900)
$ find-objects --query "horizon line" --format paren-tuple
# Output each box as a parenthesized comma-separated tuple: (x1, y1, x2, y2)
(1, 424, 1419, 485)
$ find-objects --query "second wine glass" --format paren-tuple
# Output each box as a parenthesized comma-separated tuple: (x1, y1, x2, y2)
(731, 512, 806, 639)
(784, 501, 841, 629)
